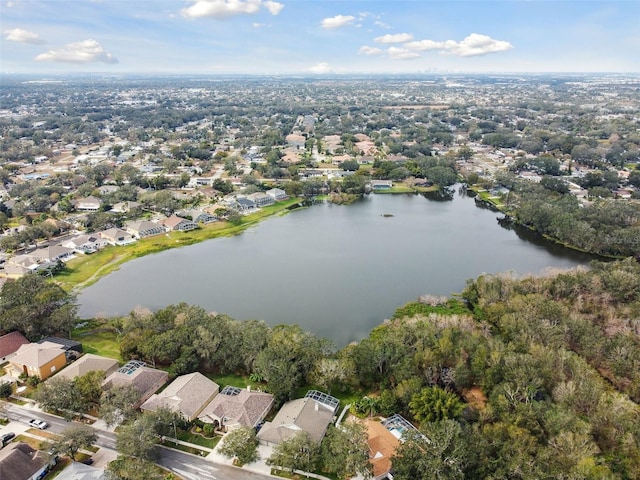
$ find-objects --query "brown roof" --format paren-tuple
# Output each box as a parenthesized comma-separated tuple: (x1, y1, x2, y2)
(257, 397, 333, 445)
(365, 420, 400, 478)
(0, 331, 29, 359)
(0, 442, 48, 480)
(198, 388, 274, 428)
(102, 366, 168, 406)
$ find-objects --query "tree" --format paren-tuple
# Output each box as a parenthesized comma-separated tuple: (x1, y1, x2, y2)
(320, 423, 372, 479)
(267, 431, 319, 474)
(50, 424, 97, 461)
(116, 414, 161, 461)
(33, 377, 88, 419)
(0, 275, 78, 341)
(218, 426, 259, 466)
(74, 370, 106, 406)
(392, 421, 469, 480)
(409, 387, 464, 424)
(0, 381, 12, 398)
(106, 457, 167, 480)
(100, 385, 140, 427)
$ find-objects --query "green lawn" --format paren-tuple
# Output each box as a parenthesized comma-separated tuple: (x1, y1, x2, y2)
(56, 198, 302, 292)
(71, 328, 122, 361)
(177, 430, 221, 449)
(162, 438, 209, 457)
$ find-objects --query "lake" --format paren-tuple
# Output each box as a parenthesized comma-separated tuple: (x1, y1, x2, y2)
(78, 190, 595, 346)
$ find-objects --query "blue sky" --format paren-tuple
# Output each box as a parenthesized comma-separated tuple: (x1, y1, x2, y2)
(1, 0, 639, 74)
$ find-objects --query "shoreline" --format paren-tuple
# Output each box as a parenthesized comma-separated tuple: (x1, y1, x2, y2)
(56, 198, 305, 292)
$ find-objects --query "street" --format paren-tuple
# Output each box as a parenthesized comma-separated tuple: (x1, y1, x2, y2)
(2, 404, 275, 480)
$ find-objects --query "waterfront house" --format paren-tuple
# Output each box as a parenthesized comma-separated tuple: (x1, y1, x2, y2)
(198, 386, 274, 430)
(52, 353, 119, 381)
(30, 245, 74, 263)
(99, 228, 136, 246)
(102, 360, 168, 408)
(161, 215, 198, 232)
(140, 372, 219, 421)
(370, 180, 392, 190)
(247, 192, 274, 207)
(257, 396, 334, 446)
(125, 220, 165, 239)
(365, 419, 400, 480)
(266, 188, 288, 201)
(62, 234, 108, 254)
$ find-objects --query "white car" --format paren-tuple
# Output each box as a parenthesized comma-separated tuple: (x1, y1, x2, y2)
(28, 419, 49, 430)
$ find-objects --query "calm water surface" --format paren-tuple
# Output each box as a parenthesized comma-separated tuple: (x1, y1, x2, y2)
(78, 190, 594, 346)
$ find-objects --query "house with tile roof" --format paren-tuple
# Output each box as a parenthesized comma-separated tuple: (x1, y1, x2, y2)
(52, 353, 119, 382)
(102, 360, 168, 408)
(161, 215, 198, 232)
(7, 341, 67, 380)
(364, 419, 400, 480)
(98, 228, 135, 246)
(140, 372, 219, 421)
(125, 220, 165, 239)
(198, 386, 274, 430)
(257, 397, 334, 446)
(0, 331, 29, 363)
(0, 442, 51, 480)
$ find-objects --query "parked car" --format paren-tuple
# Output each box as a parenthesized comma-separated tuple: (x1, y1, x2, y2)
(0, 432, 15, 444)
(28, 419, 49, 430)
(81, 457, 94, 465)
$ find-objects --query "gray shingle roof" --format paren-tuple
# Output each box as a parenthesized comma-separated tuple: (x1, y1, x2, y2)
(257, 397, 334, 445)
(198, 388, 274, 428)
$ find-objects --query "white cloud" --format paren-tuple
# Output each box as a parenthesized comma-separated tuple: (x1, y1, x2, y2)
(35, 39, 118, 64)
(182, 0, 282, 19)
(263, 1, 283, 15)
(252, 22, 271, 28)
(374, 33, 413, 44)
(321, 15, 355, 29)
(404, 39, 445, 51)
(374, 20, 390, 29)
(3, 28, 46, 44)
(445, 33, 513, 57)
(388, 47, 420, 60)
(358, 45, 383, 56)
(309, 62, 331, 74)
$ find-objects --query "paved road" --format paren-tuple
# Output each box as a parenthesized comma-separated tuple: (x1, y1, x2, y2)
(4, 404, 274, 480)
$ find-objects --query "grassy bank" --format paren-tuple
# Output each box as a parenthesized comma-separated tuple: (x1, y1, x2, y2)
(373, 184, 439, 194)
(56, 198, 303, 291)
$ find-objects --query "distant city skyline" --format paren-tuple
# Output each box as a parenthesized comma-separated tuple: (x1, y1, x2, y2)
(1, 0, 639, 75)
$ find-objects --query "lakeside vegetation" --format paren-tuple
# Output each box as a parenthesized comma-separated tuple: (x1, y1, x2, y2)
(3, 257, 640, 477)
(55, 197, 302, 290)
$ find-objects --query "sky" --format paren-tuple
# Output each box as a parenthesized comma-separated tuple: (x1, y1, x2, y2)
(1, 0, 639, 75)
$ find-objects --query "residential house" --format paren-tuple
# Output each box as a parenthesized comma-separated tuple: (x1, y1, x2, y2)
(75, 196, 102, 212)
(7, 341, 67, 380)
(0, 331, 29, 363)
(370, 180, 392, 190)
(102, 360, 168, 408)
(110, 201, 141, 214)
(257, 397, 334, 446)
(198, 386, 274, 430)
(2, 255, 48, 278)
(37, 337, 83, 360)
(51, 353, 119, 382)
(246, 192, 274, 207)
(0, 442, 52, 480)
(140, 372, 219, 421)
(62, 234, 108, 254)
(235, 197, 256, 212)
(266, 188, 288, 201)
(161, 215, 198, 232)
(125, 220, 165, 239)
(30, 245, 74, 263)
(99, 228, 135, 246)
(55, 461, 106, 480)
(187, 210, 217, 224)
(365, 419, 400, 480)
